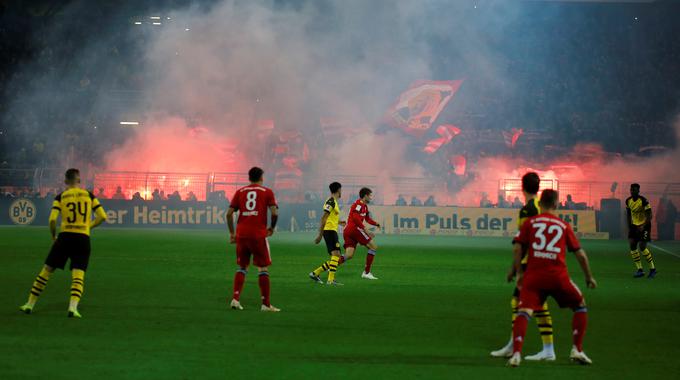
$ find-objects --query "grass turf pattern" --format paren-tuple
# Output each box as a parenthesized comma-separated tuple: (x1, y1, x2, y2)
(1, 226, 679, 379)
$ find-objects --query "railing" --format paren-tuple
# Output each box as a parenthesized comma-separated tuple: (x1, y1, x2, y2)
(2, 167, 679, 210)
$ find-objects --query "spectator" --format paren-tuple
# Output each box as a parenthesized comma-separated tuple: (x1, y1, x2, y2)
(152, 188, 161, 201)
(111, 186, 125, 200)
(424, 195, 436, 207)
(167, 191, 181, 202)
(131, 192, 144, 201)
(159, 190, 166, 200)
(410, 196, 423, 207)
(497, 195, 509, 208)
(96, 187, 106, 199)
(564, 194, 576, 210)
(186, 191, 197, 202)
(480, 193, 493, 208)
(512, 196, 523, 208)
(395, 194, 407, 206)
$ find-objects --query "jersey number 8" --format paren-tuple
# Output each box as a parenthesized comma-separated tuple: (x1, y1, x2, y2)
(245, 191, 257, 211)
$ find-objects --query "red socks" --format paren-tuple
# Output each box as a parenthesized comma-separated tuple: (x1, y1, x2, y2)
(233, 269, 246, 301)
(258, 272, 270, 306)
(512, 312, 530, 354)
(572, 308, 588, 351)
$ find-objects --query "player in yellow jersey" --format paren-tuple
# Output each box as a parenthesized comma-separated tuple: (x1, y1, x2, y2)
(309, 182, 346, 285)
(19, 169, 107, 318)
(626, 183, 657, 278)
(492, 172, 555, 360)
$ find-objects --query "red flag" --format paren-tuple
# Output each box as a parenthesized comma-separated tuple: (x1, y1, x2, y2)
(423, 124, 461, 154)
(385, 80, 463, 138)
(502, 128, 523, 148)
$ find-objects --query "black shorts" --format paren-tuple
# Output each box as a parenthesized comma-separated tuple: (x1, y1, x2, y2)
(628, 224, 651, 242)
(323, 230, 341, 254)
(45, 232, 91, 271)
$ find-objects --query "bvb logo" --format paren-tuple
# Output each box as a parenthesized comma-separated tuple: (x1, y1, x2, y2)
(9, 198, 37, 225)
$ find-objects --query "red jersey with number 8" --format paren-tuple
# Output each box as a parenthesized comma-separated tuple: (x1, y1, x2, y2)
(230, 185, 277, 239)
(514, 213, 581, 277)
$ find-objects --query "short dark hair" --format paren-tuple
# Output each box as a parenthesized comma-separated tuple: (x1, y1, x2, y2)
(248, 167, 264, 182)
(631, 183, 640, 190)
(359, 187, 372, 198)
(539, 189, 559, 210)
(522, 172, 540, 195)
(65, 168, 80, 183)
(329, 182, 342, 193)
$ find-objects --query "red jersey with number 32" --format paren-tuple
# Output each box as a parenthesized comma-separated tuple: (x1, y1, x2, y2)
(514, 213, 581, 276)
(230, 185, 277, 239)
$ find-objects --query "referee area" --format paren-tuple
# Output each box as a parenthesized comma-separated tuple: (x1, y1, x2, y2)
(1, 227, 679, 379)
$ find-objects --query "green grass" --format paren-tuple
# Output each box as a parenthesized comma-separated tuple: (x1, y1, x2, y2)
(1, 226, 679, 379)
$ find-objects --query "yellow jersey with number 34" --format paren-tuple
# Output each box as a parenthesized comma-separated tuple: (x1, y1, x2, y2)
(49, 188, 106, 236)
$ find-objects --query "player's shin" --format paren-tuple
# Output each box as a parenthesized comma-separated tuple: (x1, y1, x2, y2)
(327, 255, 340, 282)
(630, 250, 643, 270)
(69, 269, 85, 311)
(233, 269, 247, 301)
(572, 307, 588, 352)
(26, 267, 52, 307)
(512, 312, 530, 354)
(364, 249, 376, 274)
(258, 271, 271, 306)
(642, 248, 655, 269)
(313, 261, 330, 276)
(534, 305, 555, 351)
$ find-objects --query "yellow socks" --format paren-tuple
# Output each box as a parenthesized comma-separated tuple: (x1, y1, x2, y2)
(534, 303, 554, 347)
(327, 256, 340, 282)
(313, 262, 330, 276)
(642, 248, 655, 269)
(630, 250, 643, 270)
(69, 269, 85, 311)
(27, 267, 52, 307)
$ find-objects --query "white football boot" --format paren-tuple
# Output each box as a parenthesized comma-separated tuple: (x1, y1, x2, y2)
(507, 352, 521, 367)
(525, 349, 556, 361)
(361, 272, 378, 280)
(230, 299, 244, 310)
(490, 339, 514, 358)
(261, 304, 281, 312)
(569, 346, 593, 365)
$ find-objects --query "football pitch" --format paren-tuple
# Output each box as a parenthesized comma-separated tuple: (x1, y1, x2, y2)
(1, 227, 679, 379)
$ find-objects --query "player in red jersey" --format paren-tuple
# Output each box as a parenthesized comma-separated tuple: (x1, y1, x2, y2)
(342, 187, 382, 280)
(226, 167, 280, 312)
(507, 189, 597, 367)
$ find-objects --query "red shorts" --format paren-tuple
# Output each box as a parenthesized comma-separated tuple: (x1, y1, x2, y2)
(343, 227, 372, 249)
(518, 273, 584, 310)
(236, 237, 271, 268)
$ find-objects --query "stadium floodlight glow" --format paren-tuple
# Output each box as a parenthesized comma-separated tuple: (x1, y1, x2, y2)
(152, 22, 162, 25)
(120, 121, 140, 126)
(185, 28, 190, 31)
(134, 21, 142, 25)
(150, 16, 161, 20)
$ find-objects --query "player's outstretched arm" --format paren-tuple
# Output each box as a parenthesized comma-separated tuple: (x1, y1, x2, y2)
(226, 207, 236, 243)
(574, 249, 597, 289)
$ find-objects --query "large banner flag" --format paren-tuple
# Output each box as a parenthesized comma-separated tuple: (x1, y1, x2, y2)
(502, 128, 523, 148)
(385, 80, 463, 138)
(423, 124, 461, 154)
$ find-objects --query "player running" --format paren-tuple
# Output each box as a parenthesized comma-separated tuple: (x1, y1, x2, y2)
(227, 167, 281, 312)
(19, 168, 107, 318)
(492, 172, 555, 360)
(626, 183, 657, 278)
(309, 182, 346, 285)
(507, 189, 597, 367)
(343, 187, 381, 280)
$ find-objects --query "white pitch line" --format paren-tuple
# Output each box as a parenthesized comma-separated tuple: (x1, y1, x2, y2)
(649, 243, 680, 259)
